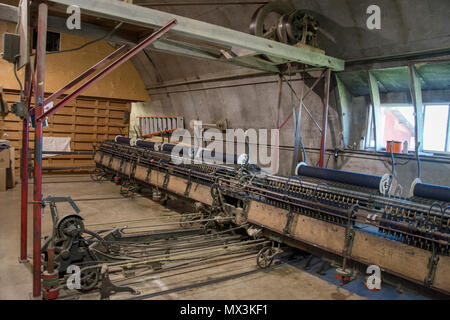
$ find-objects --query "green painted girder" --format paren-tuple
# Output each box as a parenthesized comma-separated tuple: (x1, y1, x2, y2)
(0, 4, 279, 74)
(368, 71, 383, 152)
(150, 38, 280, 73)
(408, 65, 424, 152)
(48, 0, 345, 71)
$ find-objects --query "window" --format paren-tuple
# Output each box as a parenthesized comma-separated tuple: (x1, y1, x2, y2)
(366, 105, 416, 151)
(32, 30, 61, 52)
(366, 104, 450, 153)
(380, 105, 416, 151)
(423, 104, 450, 152)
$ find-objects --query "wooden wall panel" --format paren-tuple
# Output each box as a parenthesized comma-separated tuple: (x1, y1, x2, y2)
(0, 91, 131, 175)
(0, 22, 150, 102)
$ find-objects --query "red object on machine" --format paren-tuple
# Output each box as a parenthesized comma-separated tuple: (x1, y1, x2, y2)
(42, 271, 59, 300)
(386, 140, 403, 153)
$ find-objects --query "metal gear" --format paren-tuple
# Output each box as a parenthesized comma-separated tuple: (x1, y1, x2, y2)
(57, 215, 85, 238)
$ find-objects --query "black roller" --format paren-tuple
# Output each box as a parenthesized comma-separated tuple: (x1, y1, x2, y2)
(161, 143, 192, 158)
(202, 149, 239, 164)
(115, 136, 131, 145)
(413, 183, 450, 203)
(296, 164, 382, 190)
(136, 140, 155, 150)
(162, 143, 176, 153)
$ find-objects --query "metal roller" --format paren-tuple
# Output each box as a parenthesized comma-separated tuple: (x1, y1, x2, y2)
(413, 181, 450, 203)
(114, 136, 131, 145)
(295, 162, 384, 190)
(202, 149, 239, 164)
(162, 143, 176, 153)
(136, 140, 156, 150)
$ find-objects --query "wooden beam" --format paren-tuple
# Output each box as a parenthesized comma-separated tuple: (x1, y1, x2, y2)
(408, 65, 424, 152)
(48, 0, 344, 71)
(368, 71, 383, 151)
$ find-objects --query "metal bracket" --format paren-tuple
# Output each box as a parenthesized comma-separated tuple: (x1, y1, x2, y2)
(184, 171, 192, 197)
(343, 228, 355, 258)
(425, 244, 440, 287)
(282, 180, 294, 235)
(343, 205, 358, 259)
(119, 158, 125, 173)
(100, 268, 140, 300)
(283, 209, 294, 235)
(163, 171, 170, 189)
(242, 199, 251, 219)
(145, 167, 151, 183)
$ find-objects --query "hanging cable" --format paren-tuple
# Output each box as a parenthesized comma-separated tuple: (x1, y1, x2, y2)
(31, 22, 124, 56)
(416, 141, 422, 179)
(388, 143, 395, 194)
(13, 58, 23, 101)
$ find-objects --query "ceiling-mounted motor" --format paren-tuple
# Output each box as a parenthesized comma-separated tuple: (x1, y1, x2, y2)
(250, 3, 320, 48)
(282, 11, 320, 47)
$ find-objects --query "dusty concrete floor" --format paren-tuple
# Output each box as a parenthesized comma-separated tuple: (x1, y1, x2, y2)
(0, 174, 364, 300)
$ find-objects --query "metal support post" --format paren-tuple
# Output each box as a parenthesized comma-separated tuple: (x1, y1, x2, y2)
(319, 69, 331, 168)
(32, 1, 48, 298)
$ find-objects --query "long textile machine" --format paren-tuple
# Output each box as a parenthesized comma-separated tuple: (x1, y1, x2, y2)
(82, 137, 450, 295)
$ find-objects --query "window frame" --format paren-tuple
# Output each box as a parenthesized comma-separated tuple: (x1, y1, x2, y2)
(422, 103, 450, 154)
(365, 103, 450, 155)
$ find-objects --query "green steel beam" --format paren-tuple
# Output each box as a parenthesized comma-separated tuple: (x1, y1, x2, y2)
(48, 0, 344, 71)
(446, 106, 450, 152)
(335, 74, 352, 148)
(150, 38, 280, 72)
(408, 65, 424, 152)
(0, 4, 279, 73)
(368, 71, 383, 151)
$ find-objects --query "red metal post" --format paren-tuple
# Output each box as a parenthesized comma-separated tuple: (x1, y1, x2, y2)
(319, 68, 331, 168)
(33, 1, 48, 298)
(20, 62, 33, 262)
(37, 18, 178, 121)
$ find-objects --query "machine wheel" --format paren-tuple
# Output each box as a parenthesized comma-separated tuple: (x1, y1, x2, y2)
(256, 246, 276, 269)
(57, 215, 85, 238)
(79, 266, 101, 292)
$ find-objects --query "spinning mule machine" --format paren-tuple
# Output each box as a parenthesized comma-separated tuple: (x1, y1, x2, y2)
(53, 136, 450, 297)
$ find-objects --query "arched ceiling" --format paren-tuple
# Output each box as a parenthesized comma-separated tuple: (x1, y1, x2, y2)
(130, 0, 450, 89)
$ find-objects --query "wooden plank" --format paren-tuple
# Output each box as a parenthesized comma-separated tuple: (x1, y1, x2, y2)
(189, 182, 213, 206)
(247, 201, 288, 233)
(351, 231, 431, 284)
(433, 255, 450, 294)
(150, 170, 165, 187)
(291, 214, 346, 255)
(134, 165, 148, 181)
(111, 158, 121, 171)
(247, 201, 449, 293)
(167, 175, 188, 195)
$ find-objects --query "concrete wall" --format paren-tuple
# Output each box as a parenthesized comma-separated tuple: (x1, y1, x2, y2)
(140, 73, 450, 194)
